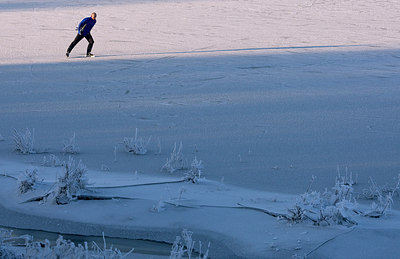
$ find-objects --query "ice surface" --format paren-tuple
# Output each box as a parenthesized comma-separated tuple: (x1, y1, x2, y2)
(1, 0, 400, 257)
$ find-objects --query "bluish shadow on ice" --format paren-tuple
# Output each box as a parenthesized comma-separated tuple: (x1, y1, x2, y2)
(0, 47, 399, 200)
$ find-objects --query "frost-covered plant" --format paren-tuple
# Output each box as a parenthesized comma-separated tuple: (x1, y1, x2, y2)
(42, 154, 63, 167)
(0, 228, 29, 258)
(362, 177, 383, 200)
(123, 128, 151, 155)
(184, 157, 204, 183)
(291, 174, 400, 222)
(170, 236, 185, 259)
(25, 237, 88, 258)
(17, 169, 39, 194)
(287, 176, 358, 226)
(197, 241, 210, 259)
(1, 229, 135, 259)
(362, 175, 400, 200)
(286, 204, 307, 223)
(181, 229, 195, 258)
(13, 128, 35, 154)
(336, 165, 357, 186)
(91, 232, 134, 258)
(364, 197, 393, 218)
(63, 133, 80, 154)
(362, 175, 400, 218)
(23, 233, 134, 258)
(329, 175, 354, 206)
(162, 142, 187, 173)
(170, 229, 210, 259)
(287, 190, 323, 224)
(50, 157, 88, 205)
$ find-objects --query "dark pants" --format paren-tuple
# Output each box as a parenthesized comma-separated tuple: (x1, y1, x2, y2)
(67, 33, 94, 54)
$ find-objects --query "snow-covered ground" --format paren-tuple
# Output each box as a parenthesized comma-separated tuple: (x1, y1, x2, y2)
(1, 0, 400, 257)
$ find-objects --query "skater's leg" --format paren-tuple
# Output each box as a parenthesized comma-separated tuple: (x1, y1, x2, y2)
(85, 33, 94, 55)
(67, 34, 84, 53)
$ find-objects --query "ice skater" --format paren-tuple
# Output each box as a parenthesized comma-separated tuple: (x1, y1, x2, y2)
(66, 12, 97, 57)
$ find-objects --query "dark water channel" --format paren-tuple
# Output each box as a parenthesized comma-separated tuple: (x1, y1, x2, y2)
(1, 226, 171, 258)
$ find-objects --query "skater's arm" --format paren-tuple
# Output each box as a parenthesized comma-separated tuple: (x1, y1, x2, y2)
(78, 17, 90, 35)
(77, 17, 95, 36)
(79, 24, 87, 34)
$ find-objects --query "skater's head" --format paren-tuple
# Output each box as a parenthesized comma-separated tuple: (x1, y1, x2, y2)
(91, 12, 97, 20)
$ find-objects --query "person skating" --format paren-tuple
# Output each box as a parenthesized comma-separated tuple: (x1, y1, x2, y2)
(66, 12, 97, 57)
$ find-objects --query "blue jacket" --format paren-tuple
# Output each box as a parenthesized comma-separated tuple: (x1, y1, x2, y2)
(78, 17, 96, 36)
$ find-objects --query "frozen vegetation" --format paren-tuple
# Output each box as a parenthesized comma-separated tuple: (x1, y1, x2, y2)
(0, 228, 210, 259)
(17, 169, 39, 195)
(42, 154, 64, 167)
(0, 229, 135, 258)
(123, 128, 151, 155)
(161, 142, 187, 173)
(184, 157, 204, 184)
(12, 128, 36, 154)
(62, 133, 80, 154)
(170, 229, 210, 259)
(49, 157, 88, 205)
